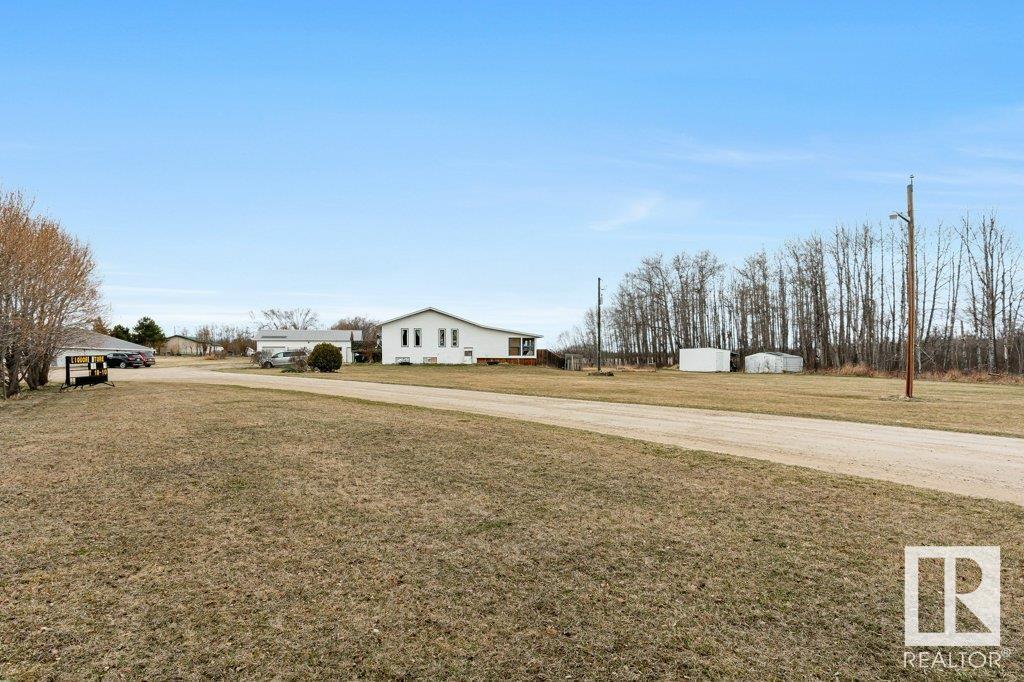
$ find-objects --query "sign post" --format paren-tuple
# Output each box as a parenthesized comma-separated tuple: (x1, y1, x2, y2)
(60, 355, 114, 391)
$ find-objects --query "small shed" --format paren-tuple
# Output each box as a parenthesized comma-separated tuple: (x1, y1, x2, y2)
(678, 348, 733, 372)
(744, 351, 803, 373)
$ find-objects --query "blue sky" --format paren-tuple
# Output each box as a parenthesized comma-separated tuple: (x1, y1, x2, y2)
(3, 2, 1023, 342)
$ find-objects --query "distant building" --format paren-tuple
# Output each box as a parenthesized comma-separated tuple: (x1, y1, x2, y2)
(52, 330, 154, 367)
(380, 307, 542, 365)
(744, 351, 804, 373)
(162, 334, 224, 356)
(253, 329, 361, 364)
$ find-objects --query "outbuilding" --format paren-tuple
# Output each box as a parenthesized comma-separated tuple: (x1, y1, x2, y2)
(254, 329, 361, 364)
(744, 351, 804, 373)
(162, 334, 224, 356)
(678, 348, 735, 372)
(51, 330, 155, 367)
(380, 307, 543, 365)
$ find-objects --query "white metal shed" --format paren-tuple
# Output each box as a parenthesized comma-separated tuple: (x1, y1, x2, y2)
(678, 348, 732, 372)
(744, 351, 803, 373)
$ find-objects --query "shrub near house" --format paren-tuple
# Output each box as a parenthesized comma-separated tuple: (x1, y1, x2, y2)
(308, 343, 342, 372)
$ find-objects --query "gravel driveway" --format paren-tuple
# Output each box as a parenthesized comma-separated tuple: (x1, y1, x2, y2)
(117, 365, 1024, 506)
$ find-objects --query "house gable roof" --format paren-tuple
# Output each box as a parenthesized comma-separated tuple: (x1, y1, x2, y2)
(61, 329, 154, 352)
(254, 329, 363, 342)
(165, 334, 224, 347)
(380, 307, 543, 338)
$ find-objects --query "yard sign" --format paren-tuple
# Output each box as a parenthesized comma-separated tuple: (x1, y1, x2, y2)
(61, 354, 114, 391)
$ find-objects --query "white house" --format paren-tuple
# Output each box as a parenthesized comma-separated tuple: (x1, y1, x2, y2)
(254, 329, 362, 364)
(380, 307, 542, 365)
(678, 348, 734, 372)
(744, 351, 804, 373)
(51, 330, 155, 367)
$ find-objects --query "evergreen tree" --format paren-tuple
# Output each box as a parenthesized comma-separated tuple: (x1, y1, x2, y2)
(131, 317, 166, 346)
(110, 324, 133, 341)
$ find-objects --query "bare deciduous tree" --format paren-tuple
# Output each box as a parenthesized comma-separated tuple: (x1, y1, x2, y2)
(251, 308, 320, 330)
(331, 315, 381, 360)
(1, 190, 101, 396)
(559, 215, 1024, 374)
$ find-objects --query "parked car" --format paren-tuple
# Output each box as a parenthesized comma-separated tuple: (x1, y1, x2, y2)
(138, 350, 156, 366)
(106, 351, 144, 368)
(262, 350, 305, 368)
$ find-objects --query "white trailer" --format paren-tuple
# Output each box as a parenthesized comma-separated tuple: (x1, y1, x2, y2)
(678, 348, 733, 372)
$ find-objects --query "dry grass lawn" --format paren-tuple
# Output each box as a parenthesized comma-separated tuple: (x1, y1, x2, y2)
(232, 362, 1024, 438)
(2, 383, 1021, 678)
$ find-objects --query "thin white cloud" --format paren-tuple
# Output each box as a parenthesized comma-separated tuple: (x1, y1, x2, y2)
(589, 194, 664, 232)
(103, 284, 220, 294)
(847, 169, 1024, 188)
(103, 285, 219, 296)
(262, 290, 357, 300)
(957, 146, 1024, 162)
(664, 136, 817, 167)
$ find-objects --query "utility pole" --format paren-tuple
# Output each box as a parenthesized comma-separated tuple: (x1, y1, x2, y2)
(905, 176, 915, 399)
(596, 277, 602, 371)
(890, 175, 916, 399)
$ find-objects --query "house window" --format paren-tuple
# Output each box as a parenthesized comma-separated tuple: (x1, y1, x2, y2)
(401, 328, 409, 347)
(438, 328, 446, 347)
(414, 328, 422, 347)
(451, 329, 459, 347)
(508, 337, 536, 356)
(423, 356, 437, 364)
(395, 356, 411, 364)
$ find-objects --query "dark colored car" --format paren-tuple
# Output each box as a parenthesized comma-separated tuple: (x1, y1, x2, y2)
(138, 350, 156, 366)
(106, 351, 144, 368)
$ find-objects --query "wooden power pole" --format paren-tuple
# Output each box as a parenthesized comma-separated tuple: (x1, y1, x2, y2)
(905, 176, 916, 399)
(596, 277, 603, 371)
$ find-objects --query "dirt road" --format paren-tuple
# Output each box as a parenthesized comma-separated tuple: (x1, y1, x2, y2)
(116, 365, 1024, 505)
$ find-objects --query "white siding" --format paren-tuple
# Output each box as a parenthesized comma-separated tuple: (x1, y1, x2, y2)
(255, 339, 353, 363)
(678, 348, 731, 372)
(381, 309, 536, 365)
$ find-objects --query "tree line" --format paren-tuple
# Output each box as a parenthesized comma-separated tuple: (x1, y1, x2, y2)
(558, 214, 1024, 374)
